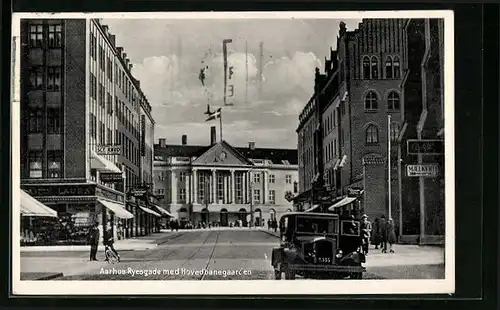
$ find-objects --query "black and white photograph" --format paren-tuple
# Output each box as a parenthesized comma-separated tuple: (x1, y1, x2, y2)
(11, 11, 454, 295)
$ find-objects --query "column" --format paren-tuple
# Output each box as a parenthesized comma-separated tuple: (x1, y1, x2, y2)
(193, 169, 198, 204)
(231, 170, 235, 204)
(185, 171, 190, 204)
(223, 173, 228, 204)
(211, 169, 216, 203)
(171, 169, 178, 205)
(242, 171, 247, 203)
(263, 171, 268, 204)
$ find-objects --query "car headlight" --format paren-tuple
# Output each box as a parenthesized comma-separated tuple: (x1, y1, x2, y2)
(335, 249, 343, 258)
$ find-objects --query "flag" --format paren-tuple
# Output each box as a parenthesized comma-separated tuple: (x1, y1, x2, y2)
(205, 107, 222, 121)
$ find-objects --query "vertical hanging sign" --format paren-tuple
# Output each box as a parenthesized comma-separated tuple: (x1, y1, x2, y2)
(140, 115, 146, 157)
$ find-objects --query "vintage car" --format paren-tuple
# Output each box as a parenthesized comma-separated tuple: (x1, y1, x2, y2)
(271, 212, 366, 280)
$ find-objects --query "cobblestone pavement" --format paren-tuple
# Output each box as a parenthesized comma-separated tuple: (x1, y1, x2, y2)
(20, 229, 444, 280)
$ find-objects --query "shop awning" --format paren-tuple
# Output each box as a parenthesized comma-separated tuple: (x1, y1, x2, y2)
(90, 151, 122, 173)
(138, 205, 161, 217)
(98, 199, 134, 219)
(153, 205, 173, 217)
(304, 204, 320, 213)
(328, 197, 357, 211)
(21, 190, 58, 217)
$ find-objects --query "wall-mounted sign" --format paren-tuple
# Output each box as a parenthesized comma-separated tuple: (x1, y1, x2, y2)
(100, 172, 123, 183)
(407, 140, 444, 155)
(130, 189, 147, 197)
(97, 145, 122, 155)
(140, 115, 146, 157)
(406, 164, 439, 177)
(23, 184, 96, 197)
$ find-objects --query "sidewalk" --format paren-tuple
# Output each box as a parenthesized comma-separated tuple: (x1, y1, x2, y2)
(20, 230, 185, 253)
(259, 228, 445, 268)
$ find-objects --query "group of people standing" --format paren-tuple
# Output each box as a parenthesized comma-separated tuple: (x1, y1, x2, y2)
(267, 218, 278, 232)
(360, 214, 397, 254)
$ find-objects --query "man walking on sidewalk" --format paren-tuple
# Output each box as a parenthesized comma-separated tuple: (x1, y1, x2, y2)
(87, 222, 100, 261)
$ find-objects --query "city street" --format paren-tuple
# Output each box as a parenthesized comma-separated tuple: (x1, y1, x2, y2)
(21, 229, 444, 280)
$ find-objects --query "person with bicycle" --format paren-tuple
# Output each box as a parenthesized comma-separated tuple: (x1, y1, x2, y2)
(103, 226, 120, 262)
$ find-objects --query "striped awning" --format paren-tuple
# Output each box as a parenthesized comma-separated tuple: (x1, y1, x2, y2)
(98, 199, 134, 219)
(138, 205, 161, 217)
(20, 190, 58, 217)
(304, 204, 320, 213)
(328, 197, 357, 211)
(152, 205, 172, 217)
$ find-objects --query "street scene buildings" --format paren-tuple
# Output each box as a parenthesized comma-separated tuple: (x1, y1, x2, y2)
(16, 15, 449, 285)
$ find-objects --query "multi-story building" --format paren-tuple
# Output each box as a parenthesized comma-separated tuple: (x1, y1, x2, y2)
(153, 127, 298, 226)
(295, 19, 405, 222)
(19, 18, 160, 244)
(399, 18, 445, 244)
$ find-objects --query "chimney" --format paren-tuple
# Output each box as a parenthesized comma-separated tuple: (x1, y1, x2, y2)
(109, 34, 116, 47)
(117, 47, 123, 58)
(210, 126, 217, 145)
(125, 58, 130, 67)
(129, 63, 133, 71)
(102, 25, 109, 36)
(181, 135, 187, 145)
(249, 142, 256, 150)
(159, 138, 166, 148)
(123, 53, 127, 62)
(339, 21, 347, 37)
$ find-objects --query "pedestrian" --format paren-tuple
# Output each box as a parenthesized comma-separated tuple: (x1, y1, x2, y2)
(371, 217, 381, 249)
(103, 226, 120, 262)
(272, 219, 278, 233)
(361, 214, 372, 255)
(386, 218, 397, 253)
(379, 215, 388, 253)
(87, 222, 100, 261)
(267, 219, 271, 230)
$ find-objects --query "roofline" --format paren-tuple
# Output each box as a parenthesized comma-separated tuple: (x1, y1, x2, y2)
(154, 143, 298, 152)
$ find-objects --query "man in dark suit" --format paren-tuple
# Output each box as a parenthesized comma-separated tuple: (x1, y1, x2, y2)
(88, 222, 100, 261)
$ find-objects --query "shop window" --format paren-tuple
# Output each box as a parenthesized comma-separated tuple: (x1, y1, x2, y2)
(364, 91, 379, 111)
(28, 151, 43, 178)
(48, 24, 62, 48)
(387, 91, 400, 111)
(47, 151, 63, 178)
(47, 108, 62, 134)
(29, 24, 44, 47)
(365, 124, 379, 145)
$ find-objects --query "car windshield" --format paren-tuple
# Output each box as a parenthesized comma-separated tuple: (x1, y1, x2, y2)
(341, 220, 360, 236)
(296, 216, 337, 234)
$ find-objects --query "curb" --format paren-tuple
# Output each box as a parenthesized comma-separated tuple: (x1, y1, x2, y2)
(260, 229, 280, 239)
(21, 272, 64, 280)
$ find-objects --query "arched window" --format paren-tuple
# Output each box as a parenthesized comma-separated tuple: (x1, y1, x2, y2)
(362, 56, 370, 79)
(385, 56, 393, 79)
(390, 122, 400, 142)
(387, 91, 400, 110)
(364, 91, 378, 110)
(365, 125, 379, 145)
(370, 56, 379, 79)
(393, 56, 401, 78)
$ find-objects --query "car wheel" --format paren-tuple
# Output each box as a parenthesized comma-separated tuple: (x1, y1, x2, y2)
(274, 269, 282, 280)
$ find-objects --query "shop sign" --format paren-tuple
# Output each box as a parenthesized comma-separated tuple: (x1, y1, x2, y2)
(96, 144, 122, 155)
(130, 189, 147, 197)
(96, 187, 119, 201)
(406, 164, 439, 177)
(407, 140, 444, 155)
(100, 172, 123, 183)
(23, 185, 95, 197)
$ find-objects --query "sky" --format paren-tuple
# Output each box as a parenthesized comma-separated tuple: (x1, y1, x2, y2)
(103, 18, 361, 149)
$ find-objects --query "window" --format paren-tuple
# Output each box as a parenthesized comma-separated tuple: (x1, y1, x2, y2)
(179, 189, 186, 203)
(390, 122, 400, 142)
(253, 173, 261, 184)
(385, 56, 393, 79)
(198, 173, 207, 203)
(29, 24, 43, 47)
(89, 113, 97, 139)
(217, 175, 224, 201)
(99, 121, 105, 145)
(393, 57, 401, 78)
(179, 171, 186, 182)
(28, 109, 43, 133)
(268, 190, 276, 204)
(28, 151, 43, 178)
(370, 56, 379, 79)
(364, 91, 378, 110)
(362, 56, 370, 79)
(107, 93, 113, 115)
(47, 108, 61, 134)
(47, 151, 63, 178)
(387, 91, 400, 111)
(235, 173, 243, 203)
(286, 175, 292, 184)
(99, 46, 105, 71)
(107, 129, 112, 144)
(48, 24, 62, 48)
(253, 189, 260, 203)
(99, 84, 105, 107)
(365, 124, 379, 145)
(90, 74, 97, 100)
(269, 174, 275, 184)
(157, 188, 165, 195)
(90, 34, 97, 59)
(29, 67, 44, 90)
(47, 67, 61, 91)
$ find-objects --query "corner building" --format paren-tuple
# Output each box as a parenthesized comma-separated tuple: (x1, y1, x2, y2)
(19, 18, 158, 245)
(154, 128, 298, 227)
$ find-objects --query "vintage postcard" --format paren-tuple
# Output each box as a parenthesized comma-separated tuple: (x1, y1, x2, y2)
(11, 10, 454, 295)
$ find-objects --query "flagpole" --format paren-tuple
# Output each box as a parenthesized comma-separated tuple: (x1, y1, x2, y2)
(388, 114, 392, 219)
(245, 40, 248, 105)
(219, 108, 223, 141)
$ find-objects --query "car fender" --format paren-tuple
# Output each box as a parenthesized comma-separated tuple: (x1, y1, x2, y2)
(271, 248, 284, 266)
(340, 251, 364, 265)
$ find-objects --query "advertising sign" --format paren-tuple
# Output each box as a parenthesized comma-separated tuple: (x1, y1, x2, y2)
(96, 145, 122, 155)
(100, 172, 123, 183)
(406, 164, 439, 177)
(407, 139, 444, 155)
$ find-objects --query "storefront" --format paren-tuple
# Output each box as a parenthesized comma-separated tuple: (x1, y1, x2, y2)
(20, 190, 59, 245)
(22, 183, 134, 245)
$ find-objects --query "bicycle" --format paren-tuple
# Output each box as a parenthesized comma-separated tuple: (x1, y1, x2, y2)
(104, 244, 120, 263)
